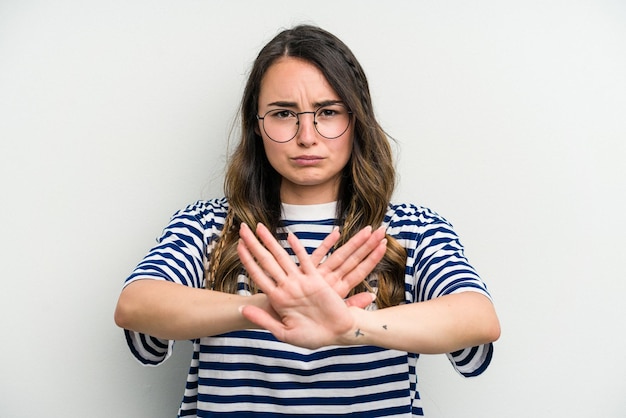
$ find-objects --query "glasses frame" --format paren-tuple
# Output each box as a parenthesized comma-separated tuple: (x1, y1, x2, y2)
(256, 105, 353, 143)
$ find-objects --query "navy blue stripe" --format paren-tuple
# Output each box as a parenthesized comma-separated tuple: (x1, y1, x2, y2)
(427, 270, 480, 299)
(196, 405, 411, 418)
(200, 343, 393, 362)
(179, 408, 197, 416)
(149, 335, 169, 349)
(158, 241, 202, 267)
(197, 388, 409, 406)
(198, 371, 408, 391)
(282, 218, 335, 226)
(454, 346, 479, 367)
(199, 352, 406, 376)
(131, 260, 189, 285)
(124, 330, 163, 365)
(139, 333, 166, 357)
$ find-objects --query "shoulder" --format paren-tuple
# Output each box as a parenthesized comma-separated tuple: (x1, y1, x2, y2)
(384, 202, 459, 250)
(161, 198, 229, 239)
(172, 198, 229, 222)
(385, 202, 452, 228)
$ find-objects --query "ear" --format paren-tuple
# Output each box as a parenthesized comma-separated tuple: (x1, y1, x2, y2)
(253, 116, 262, 136)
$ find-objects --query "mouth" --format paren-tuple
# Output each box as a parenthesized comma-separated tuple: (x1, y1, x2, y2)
(292, 155, 324, 166)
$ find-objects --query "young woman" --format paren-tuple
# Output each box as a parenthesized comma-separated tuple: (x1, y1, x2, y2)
(115, 25, 500, 417)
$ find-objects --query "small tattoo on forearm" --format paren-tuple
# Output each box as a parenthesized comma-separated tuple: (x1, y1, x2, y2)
(382, 325, 388, 330)
(355, 329, 364, 337)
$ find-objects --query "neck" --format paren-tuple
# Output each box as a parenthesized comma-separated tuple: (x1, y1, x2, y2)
(280, 186, 339, 205)
(280, 179, 340, 205)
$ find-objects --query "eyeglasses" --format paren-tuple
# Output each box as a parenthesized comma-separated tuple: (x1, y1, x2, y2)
(256, 103, 352, 143)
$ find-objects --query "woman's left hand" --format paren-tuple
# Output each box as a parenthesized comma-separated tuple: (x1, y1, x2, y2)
(237, 222, 386, 349)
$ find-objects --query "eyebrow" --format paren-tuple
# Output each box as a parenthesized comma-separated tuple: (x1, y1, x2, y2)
(266, 99, 344, 109)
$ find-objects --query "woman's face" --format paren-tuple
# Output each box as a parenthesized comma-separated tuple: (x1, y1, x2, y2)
(257, 57, 353, 205)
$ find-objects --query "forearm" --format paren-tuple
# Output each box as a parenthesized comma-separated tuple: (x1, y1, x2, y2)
(343, 292, 500, 354)
(114, 279, 262, 340)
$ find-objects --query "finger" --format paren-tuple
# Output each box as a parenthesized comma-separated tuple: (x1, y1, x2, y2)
(287, 230, 318, 274)
(254, 223, 302, 277)
(340, 238, 387, 289)
(344, 292, 377, 309)
(321, 226, 386, 277)
(237, 238, 279, 293)
(310, 226, 340, 266)
(238, 222, 293, 284)
(319, 226, 373, 272)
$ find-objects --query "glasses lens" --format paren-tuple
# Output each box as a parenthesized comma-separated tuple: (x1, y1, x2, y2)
(262, 110, 298, 143)
(314, 104, 351, 139)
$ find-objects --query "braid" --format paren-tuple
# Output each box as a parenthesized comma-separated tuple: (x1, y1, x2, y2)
(206, 208, 235, 290)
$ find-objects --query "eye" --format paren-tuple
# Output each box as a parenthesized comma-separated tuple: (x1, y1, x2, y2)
(316, 105, 347, 119)
(268, 109, 296, 120)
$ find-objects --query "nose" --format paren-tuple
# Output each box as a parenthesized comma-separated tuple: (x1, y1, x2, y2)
(296, 113, 318, 147)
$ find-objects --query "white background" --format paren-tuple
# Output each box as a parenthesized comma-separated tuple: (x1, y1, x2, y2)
(1, 1, 625, 417)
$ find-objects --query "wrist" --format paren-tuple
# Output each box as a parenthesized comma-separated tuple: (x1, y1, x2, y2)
(238, 293, 270, 330)
(338, 308, 373, 346)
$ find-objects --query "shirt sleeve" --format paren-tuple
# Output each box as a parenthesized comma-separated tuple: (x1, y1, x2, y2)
(122, 204, 209, 366)
(409, 208, 494, 377)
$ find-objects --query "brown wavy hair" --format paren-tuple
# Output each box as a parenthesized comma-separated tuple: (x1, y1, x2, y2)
(207, 25, 406, 308)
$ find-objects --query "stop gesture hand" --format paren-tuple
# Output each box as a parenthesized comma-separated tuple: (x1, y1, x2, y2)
(237, 222, 387, 349)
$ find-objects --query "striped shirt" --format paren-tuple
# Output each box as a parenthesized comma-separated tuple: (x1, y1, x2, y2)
(123, 198, 494, 417)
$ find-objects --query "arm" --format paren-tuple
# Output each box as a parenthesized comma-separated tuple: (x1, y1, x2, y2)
(340, 291, 500, 354)
(113, 202, 266, 341)
(114, 280, 267, 340)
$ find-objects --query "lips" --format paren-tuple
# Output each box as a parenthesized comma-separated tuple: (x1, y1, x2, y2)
(292, 155, 324, 166)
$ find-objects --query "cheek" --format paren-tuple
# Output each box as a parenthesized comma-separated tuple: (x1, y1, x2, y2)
(336, 134, 354, 161)
(261, 139, 283, 166)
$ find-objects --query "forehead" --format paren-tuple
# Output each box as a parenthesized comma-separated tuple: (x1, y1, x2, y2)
(258, 57, 340, 106)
